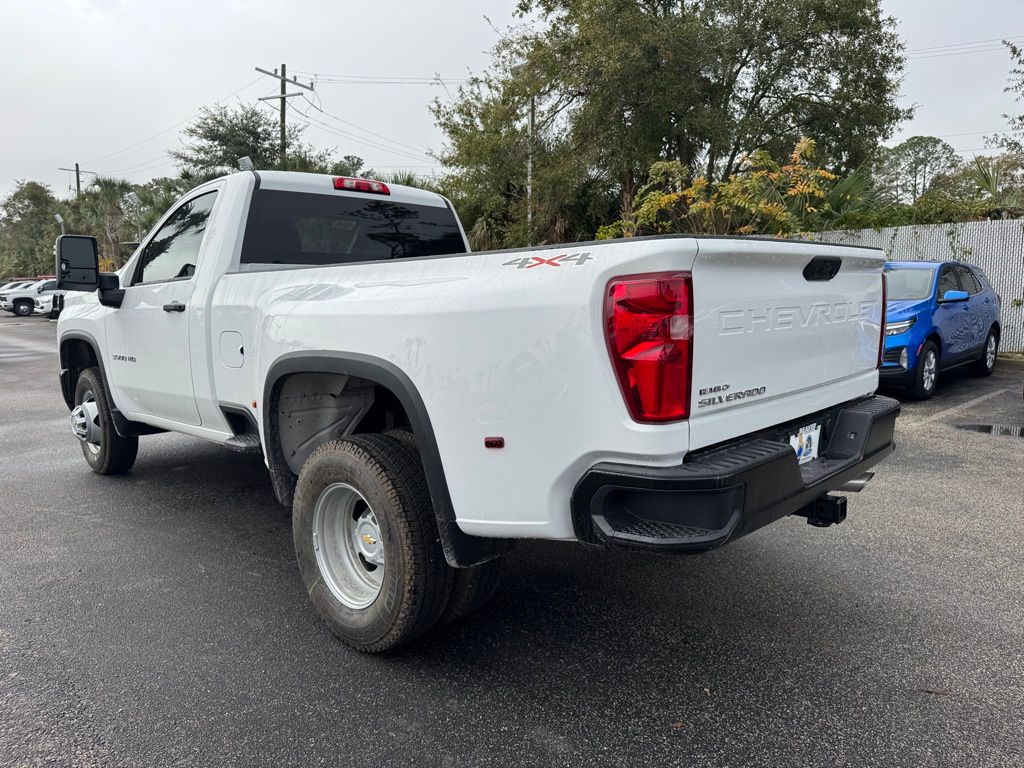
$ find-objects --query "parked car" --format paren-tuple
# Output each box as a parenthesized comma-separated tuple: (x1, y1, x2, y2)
(33, 279, 63, 318)
(881, 260, 1001, 399)
(1, 279, 46, 316)
(54, 170, 898, 651)
(34, 294, 61, 318)
(1, 278, 62, 317)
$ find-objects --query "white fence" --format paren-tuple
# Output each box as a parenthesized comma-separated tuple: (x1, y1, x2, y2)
(807, 219, 1024, 353)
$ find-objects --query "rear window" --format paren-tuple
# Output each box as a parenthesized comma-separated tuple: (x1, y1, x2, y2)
(240, 189, 466, 267)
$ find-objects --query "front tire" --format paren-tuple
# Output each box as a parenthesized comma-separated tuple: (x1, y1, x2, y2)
(970, 328, 998, 377)
(73, 368, 138, 474)
(292, 435, 453, 652)
(13, 301, 32, 317)
(908, 341, 939, 400)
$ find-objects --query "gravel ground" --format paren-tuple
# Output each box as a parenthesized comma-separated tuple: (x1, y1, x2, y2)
(1, 316, 1022, 767)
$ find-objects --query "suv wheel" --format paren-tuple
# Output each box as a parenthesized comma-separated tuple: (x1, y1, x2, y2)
(969, 328, 998, 377)
(292, 434, 453, 652)
(13, 300, 32, 317)
(909, 341, 939, 400)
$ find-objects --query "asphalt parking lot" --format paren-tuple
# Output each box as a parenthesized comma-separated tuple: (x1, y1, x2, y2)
(1, 315, 1022, 768)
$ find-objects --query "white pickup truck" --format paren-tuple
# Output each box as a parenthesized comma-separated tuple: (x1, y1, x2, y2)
(55, 170, 899, 651)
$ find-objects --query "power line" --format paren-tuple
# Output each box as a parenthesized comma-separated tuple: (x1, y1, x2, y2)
(298, 94, 430, 156)
(283, 101, 433, 162)
(908, 45, 1020, 61)
(906, 35, 1024, 55)
(83, 76, 264, 165)
(291, 69, 468, 85)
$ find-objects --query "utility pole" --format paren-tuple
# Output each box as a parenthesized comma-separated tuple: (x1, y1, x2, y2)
(526, 94, 535, 247)
(512, 61, 536, 247)
(255, 64, 314, 170)
(58, 164, 98, 196)
(279, 63, 286, 169)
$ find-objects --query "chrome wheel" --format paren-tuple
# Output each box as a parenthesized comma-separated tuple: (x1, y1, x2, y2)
(985, 334, 997, 369)
(922, 350, 937, 393)
(71, 390, 102, 455)
(311, 483, 385, 609)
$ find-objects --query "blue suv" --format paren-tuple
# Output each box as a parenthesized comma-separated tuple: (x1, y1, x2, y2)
(881, 261, 1001, 399)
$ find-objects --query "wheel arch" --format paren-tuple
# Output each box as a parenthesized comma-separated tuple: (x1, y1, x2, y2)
(59, 333, 101, 409)
(58, 331, 164, 437)
(263, 351, 510, 568)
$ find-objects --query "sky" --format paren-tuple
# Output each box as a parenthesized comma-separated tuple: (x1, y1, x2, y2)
(1, 0, 1022, 199)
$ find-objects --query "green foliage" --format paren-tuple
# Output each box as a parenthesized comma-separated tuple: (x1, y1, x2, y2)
(600, 138, 891, 237)
(989, 41, 1024, 155)
(0, 181, 60, 278)
(872, 136, 959, 203)
(169, 104, 369, 179)
(435, 0, 909, 246)
(170, 104, 304, 177)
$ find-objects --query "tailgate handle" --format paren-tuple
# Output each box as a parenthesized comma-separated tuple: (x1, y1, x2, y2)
(803, 256, 842, 281)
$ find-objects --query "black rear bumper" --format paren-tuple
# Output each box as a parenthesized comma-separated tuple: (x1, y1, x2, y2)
(571, 395, 900, 552)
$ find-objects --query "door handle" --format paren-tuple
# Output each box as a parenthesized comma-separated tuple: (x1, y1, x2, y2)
(163, 301, 186, 313)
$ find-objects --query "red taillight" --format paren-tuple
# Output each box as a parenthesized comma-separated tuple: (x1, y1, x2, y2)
(878, 271, 887, 369)
(332, 177, 390, 195)
(605, 272, 693, 423)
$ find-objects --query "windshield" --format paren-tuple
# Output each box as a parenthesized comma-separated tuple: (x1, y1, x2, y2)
(885, 267, 935, 301)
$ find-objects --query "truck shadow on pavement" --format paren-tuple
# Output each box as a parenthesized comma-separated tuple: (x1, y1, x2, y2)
(110, 434, 886, 671)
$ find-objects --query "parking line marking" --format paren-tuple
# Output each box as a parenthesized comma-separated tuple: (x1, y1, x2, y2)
(909, 388, 1011, 428)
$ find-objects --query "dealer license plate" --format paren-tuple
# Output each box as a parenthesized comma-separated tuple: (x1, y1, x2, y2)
(789, 423, 821, 465)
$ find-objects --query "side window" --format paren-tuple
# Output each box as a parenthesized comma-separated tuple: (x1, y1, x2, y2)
(937, 266, 960, 297)
(134, 191, 218, 285)
(40, 280, 57, 292)
(956, 265, 983, 295)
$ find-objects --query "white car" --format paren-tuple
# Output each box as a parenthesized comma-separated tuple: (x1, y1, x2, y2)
(32, 279, 64, 318)
(54, 170, 899, 651)
(2, 278, 61, 317)
(1, 279, 46, 316)
(34, 294, 56, 317)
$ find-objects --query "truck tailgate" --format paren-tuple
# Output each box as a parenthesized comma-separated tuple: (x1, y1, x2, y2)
(688, 238, 884, 450)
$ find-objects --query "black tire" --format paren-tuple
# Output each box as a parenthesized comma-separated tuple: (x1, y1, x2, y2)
(384, 427, 417, 454)
(73, 367, 139, 474)
(969, 328, 998, 377)
(13, 300, 32, 317)
(292, 434, 453, 652)
(908, 340, 939, 400)
(384, 427, 506, 625)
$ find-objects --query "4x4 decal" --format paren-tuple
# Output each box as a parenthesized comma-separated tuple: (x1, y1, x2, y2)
(503, 252, 592, 270)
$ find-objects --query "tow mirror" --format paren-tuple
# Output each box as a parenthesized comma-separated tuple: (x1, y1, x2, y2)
(939, 289, 969, 303)
(55, 235, 100, 292)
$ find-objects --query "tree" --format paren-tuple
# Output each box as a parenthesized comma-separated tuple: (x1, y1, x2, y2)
(596, 138, 888, 238)
(873, 136, 959, 203)
(988, 40, 1024, 155)
(171, 104, 303, 177)
(171, 104, 371, 183)
(62, 177, 134, 269)
(434, 0, 909, 244)
(0, 181, 60, 278)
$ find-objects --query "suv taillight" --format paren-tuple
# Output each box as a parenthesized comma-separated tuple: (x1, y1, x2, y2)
(878, 271, 887, 369)
(605, 272, 693, 423)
